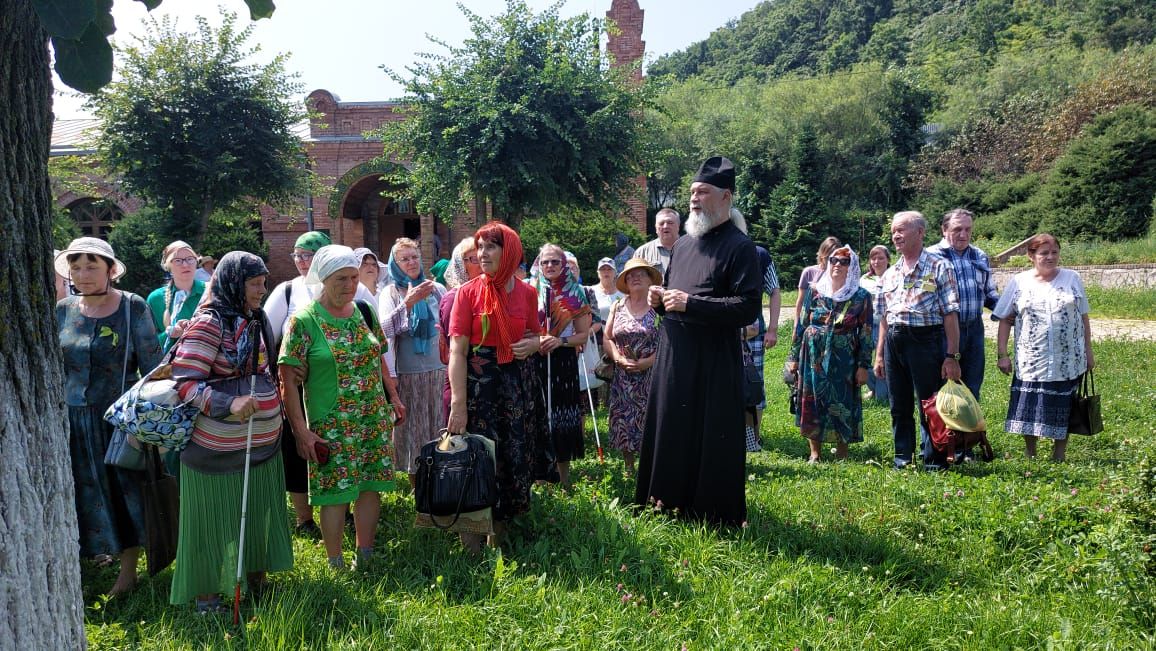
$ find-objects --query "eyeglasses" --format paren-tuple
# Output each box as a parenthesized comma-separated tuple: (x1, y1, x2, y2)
(169, 256, 197, 266)
(291, 252, 315, 262)
(828, 257, 852, 267)
(540, 259, 563, 267)
(395, 255, 420, 264)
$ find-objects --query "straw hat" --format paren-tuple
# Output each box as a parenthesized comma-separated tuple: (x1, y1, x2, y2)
(197, 254, 217, 268)
(616, 258, 661, 293)
(54, 237, 126, 280)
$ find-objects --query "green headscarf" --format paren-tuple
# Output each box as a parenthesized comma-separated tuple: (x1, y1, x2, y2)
(430, 258, 449, 286)
(294, 231, 332, 253)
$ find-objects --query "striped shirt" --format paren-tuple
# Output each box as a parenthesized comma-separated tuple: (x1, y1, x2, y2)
(875, 250, 960, 327)
(172, 312, 282, 453)
(927, 240, 999, 323)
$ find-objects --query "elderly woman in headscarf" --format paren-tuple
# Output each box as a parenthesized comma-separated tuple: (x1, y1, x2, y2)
(447, 223, 554, 551)
(265, 232, 408, 537)
(279, 245, 397, 570)
(786, 245, 874, 463)
(378, 237, 444, 484)
(167, 252, 291, 613)
(438, 236, 483, 418)
(531, 243, 593, 489)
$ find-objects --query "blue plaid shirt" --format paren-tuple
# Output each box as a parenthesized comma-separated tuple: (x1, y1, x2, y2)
(875, 250, 960, 327)
(927, 240, 999, 323)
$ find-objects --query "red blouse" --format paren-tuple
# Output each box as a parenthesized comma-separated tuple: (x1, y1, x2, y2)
(449, 277, 542, 346)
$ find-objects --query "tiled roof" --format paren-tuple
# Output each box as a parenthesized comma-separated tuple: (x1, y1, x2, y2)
(51, 118, 315, 155)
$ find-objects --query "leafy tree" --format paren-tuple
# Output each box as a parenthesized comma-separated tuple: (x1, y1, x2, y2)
(3, 2, 272, 647)
(519, 210, 643, 280)
(1039, 103, 1156, 241)
(86, 12, 308, 248)
(378, 0, 650, 229)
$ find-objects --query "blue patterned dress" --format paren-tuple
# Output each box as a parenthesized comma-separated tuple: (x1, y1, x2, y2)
(787, 288, 874, 444)
(57, 293, 162, 557)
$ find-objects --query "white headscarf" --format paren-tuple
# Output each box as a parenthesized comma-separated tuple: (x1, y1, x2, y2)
(813, 245, 861, 303)
(304, 245, 360, 295)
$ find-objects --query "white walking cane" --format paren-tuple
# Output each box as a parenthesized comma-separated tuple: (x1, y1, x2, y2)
(545, 287, 553, 435)
(233, 372, 258, 625)
(577, 345, 604, 463)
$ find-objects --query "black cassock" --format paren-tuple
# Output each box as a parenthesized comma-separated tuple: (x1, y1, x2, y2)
(633, 219, 761, 526)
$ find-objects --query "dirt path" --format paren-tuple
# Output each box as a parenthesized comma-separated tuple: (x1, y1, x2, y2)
(767, 309, 1156, 342)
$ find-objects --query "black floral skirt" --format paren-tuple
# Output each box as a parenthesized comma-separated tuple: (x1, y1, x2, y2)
(537, 347, 585, 463)
(466, 346, 558, 520)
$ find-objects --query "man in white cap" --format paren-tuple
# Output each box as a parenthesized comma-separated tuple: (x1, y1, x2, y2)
(634, 156, 761, 527)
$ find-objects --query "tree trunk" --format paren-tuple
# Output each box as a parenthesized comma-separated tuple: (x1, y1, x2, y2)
(0, 2, 86, 648)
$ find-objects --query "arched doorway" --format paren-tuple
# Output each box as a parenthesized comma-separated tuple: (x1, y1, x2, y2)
(67, 197, 124, 239)
(330, 162, 448, 263)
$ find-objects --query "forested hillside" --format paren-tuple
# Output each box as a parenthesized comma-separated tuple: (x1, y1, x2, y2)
(643, 0, 1156, 284)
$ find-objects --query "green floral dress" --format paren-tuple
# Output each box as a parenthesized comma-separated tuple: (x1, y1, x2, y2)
(279, 301, 394, 505)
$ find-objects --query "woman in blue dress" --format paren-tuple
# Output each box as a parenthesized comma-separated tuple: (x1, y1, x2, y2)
(55, 238, 162, 595)
(786, 245, 874, 463)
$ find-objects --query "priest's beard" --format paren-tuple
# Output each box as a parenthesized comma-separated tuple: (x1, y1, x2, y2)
(686, 207, 723, 238)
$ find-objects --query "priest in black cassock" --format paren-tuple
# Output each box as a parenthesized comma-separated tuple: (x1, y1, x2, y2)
(634, 156, 762, 527)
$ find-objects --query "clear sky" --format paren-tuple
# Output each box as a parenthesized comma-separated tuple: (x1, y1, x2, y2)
(53, 0, 761, 119)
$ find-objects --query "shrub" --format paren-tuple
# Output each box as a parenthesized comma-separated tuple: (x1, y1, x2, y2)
(109, 206, 267, 296)
(1039, 103, 1156, 241)
(519, 210, 644, 281)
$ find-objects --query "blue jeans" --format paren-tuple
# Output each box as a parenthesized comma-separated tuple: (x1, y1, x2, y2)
(867, 321, 889, 404)
(885, 324, 946, 466)
(953, 318, 986, 402)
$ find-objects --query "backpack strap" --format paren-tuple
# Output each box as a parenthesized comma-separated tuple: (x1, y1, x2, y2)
(354, 299, 379, 334)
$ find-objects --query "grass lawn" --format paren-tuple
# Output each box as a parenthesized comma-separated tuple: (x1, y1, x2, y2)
(84, 333, 1156, 649)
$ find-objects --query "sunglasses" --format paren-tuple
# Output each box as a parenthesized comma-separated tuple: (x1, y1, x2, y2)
(828, 257, 852, 267)
(540, 259, 563, 267)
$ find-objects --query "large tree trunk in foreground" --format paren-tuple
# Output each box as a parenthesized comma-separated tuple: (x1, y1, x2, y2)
(0, 2, 86, 648)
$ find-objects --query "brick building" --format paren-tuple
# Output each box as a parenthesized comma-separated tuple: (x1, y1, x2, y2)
(51, 0, 648, 285)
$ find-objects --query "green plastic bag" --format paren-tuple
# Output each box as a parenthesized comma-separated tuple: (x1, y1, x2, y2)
(936, 379, 986, 433)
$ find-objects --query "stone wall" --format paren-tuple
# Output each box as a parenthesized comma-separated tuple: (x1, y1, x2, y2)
(993, 264, 1156, 290)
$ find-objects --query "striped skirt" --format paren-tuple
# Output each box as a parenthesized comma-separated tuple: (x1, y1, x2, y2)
(392, 369, 447, 473)
(169, 453, 293, 605)
(1005, 376, 1080, 440)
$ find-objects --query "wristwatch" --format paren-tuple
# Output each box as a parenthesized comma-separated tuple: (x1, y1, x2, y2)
(561, 336, 569, 346)
(945, 352, 961, 360)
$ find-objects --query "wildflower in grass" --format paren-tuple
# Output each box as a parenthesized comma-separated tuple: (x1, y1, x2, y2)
(1070, 488, 1079, 496)
(956, 489, 964, 497)
(620, 563, 628, 572)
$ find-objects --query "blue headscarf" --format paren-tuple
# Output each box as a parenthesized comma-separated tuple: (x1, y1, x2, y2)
(387, 249, 435, 355)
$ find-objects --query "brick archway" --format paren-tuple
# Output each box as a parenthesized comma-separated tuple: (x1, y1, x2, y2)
(329, 161, 447, 263)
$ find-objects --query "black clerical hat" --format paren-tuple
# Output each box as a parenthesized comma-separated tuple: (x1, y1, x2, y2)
(692, 156, 735, 191)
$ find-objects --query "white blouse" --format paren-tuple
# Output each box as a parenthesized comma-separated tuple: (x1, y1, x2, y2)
(993, 268, 1089, 382)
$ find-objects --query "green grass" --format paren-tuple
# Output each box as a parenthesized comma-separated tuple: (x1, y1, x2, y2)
(84, 332, 1156, 649)
(1085, 287, 1156, 320)
(974, 232, 1156, 266)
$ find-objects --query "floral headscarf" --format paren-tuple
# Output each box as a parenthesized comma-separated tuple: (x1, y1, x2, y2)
(388, 244, 436, 355)
(530, 246, 592, 336)
(444, 238, 476, 290)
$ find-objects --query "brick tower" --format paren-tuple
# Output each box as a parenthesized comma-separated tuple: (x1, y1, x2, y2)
(606, 0, 648, 234)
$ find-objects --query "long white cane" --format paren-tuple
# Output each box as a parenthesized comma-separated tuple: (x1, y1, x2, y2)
(233, 372, 258, 625)
(577, 346, 604, 463)
(545, 286, 553, 435)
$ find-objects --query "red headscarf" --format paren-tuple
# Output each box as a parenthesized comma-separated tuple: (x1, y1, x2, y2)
(474, 222, 524, 364)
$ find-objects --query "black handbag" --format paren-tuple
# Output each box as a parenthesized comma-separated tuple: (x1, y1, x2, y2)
(414, 430, 498, 529)
(741, 339, 764, 409)
(1068, 371, 1103, 436)
(141, 447, 180, 576)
